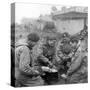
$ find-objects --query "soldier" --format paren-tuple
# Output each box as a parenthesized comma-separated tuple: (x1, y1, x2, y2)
(33, 36, 58, 85)
(32, 37, 56, 69)
(56, 33, 72, 74)
(66, 36, 88, 84)
(42, 37, 56, 64)
(15, 33, 44, 87)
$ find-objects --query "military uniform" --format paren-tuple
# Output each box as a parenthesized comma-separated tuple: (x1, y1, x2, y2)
(67, 40, 88, 84)
(33, 38, 58, 85)
(56, 39, 72, 73)
(15, 41, 44, 87)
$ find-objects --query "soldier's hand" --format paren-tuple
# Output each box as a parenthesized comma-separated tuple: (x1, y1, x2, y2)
(49, 68, 57, 73)
(61, 74, 67, 79)
(41, 66, 50, 72)
(34, 70, 40, 75)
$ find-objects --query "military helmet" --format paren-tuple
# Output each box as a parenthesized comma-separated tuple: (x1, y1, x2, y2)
(27, 33, 40, 42)
(61, 32, 70, 43)
(70, 36, 78, 43)
(80, 29, 88, 40)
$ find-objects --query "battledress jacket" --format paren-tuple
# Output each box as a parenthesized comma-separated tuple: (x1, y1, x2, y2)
(15, 41, 44, 86)
(67, 41, 88, 83)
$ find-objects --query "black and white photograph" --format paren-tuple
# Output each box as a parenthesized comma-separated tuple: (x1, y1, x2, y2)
(11, 3, 88, 87)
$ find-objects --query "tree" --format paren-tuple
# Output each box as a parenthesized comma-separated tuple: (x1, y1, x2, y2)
(51, 6, 57, 12)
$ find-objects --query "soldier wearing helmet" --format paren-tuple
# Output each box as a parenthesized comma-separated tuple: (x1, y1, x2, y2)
(55, 33, 72, 81)
(15, 33, 44, 87)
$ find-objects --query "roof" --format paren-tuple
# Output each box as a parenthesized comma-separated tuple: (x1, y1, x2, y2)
(52, 11, 88, 20)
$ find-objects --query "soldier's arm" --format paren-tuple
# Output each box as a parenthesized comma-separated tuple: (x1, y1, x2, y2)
(39, 55, 48, 62)
(38, 55, 53, 65)
(67, 49, 82, 75)
(56, 49, 64, 61)
(19, 47, 39, 76)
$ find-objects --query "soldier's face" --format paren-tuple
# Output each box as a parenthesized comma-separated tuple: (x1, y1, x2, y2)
(71, 42, 77, 47)
(28, 41, 36, 47)
(48, 40, 55, 46)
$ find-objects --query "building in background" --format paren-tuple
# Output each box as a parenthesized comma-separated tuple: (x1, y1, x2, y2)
(52, 7, 88, 35)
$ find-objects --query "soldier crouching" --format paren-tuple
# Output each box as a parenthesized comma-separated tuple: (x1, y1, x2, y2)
(15, 33, 44, 87)
(32, 37, 58, 85)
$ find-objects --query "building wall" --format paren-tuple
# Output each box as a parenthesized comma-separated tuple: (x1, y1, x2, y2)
(55, 19, 84, 35)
